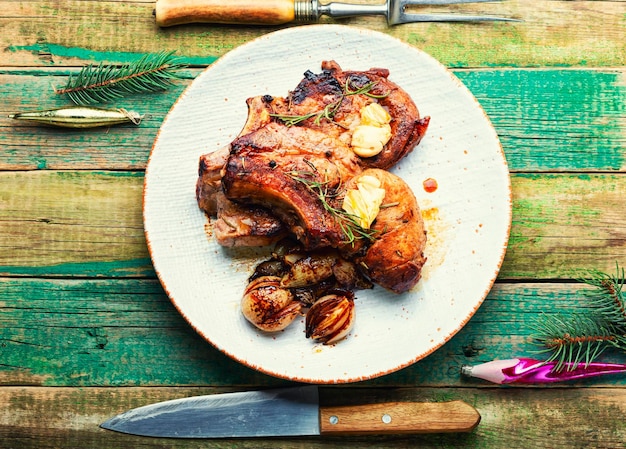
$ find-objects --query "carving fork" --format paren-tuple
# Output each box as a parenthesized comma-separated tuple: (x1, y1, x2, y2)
(155, 0, 517, 27)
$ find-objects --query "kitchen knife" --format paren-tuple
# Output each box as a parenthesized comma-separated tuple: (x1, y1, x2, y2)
(100, 386, 480, 438)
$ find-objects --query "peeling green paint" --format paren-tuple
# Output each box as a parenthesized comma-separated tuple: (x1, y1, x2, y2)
(7, 43, 217, 66)
(0, 258, 155, 278)
(455, 70, 626, 171)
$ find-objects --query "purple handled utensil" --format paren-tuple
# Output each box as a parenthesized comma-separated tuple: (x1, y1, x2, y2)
(461, 358, 626, 384)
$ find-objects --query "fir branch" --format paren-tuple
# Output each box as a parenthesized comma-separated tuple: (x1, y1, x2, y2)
(56, 51, 187, 105)
(531, 262, 626, 371)
(531, 313, 625, 371)
(577, 263, 626, 326)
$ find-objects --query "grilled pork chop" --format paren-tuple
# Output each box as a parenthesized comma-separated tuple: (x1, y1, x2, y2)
(230, 61, 430, 169)
(213, 191, 287, 247)
(267, 60, 430, 170)
(196, 147, 228, 216)
(221, 122, 363, 250)
(196, 147, 287, 247)
(197, 61, 429, 246)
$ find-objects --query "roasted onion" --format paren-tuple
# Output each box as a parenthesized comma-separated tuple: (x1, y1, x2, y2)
(280, 251, 338, 288)
(241, 239, 370, 343)
(241, 276, 301, 332)
(305, 290, 355, 345)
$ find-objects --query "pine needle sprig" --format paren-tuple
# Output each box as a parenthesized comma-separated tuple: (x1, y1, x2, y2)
(531, 313, 625, 372)
(577, 264, 626, 325)
(531, 262, 626, 371)
(56, 51, 187, 105)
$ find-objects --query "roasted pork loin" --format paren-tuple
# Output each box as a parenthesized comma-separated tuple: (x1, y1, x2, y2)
(196, 61, 430, 292)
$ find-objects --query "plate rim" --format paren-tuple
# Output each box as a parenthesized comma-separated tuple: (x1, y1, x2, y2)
(143, 24, 513, 384)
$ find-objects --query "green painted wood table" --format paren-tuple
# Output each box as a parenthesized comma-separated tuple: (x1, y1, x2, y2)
(1, 1, 626, 447)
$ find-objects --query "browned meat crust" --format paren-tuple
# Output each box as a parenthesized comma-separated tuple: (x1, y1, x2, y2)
(221, 122, 362, 249)
(344, 169, 427, 293)
(196, 147, 229, 216)
(267, 60, 430, 169)
(196, 141, 288, 247)
(213, 191, 287, 247)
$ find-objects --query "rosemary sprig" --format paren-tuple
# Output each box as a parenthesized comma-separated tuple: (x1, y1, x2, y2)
(286, 164, 378, 245)
(56, 51, 187, 105)
(531, 263, 626, 371)
(271, 76, 389, 127)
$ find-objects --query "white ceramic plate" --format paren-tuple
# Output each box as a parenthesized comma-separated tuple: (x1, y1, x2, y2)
(144, 25, 512, 384)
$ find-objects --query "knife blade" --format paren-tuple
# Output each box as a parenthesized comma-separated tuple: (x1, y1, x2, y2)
(100, 386, 480, 438)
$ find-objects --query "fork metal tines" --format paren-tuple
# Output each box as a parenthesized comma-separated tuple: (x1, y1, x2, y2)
(296, 0, 516, 25)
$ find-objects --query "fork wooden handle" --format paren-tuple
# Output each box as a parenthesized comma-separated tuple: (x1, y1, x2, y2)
(155, 0, 297, 27)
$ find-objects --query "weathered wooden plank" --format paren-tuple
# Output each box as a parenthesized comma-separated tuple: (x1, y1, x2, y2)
(1, 1, 625, 68)
(0, 386, 625, 448)
(503, 173, 626, 277)
(0, 171, 153, 277)
(1, 278, 625, 387)
(455, 69, 626, 172)
(1, 68, 625, 171)
(0, 277, 272, 387)
(1, 171, 624, 278)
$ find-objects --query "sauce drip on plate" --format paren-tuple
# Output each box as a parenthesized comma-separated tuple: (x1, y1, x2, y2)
(423, 177, 438, 193)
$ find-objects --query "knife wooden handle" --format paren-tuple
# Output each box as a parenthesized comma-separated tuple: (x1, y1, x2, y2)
(155, 0, 297, 27)
(319, 400, 481, 435)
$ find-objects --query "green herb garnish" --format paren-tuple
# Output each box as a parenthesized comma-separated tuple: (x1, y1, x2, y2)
(286, 162, 379, 245)
(271, 76, 389, 127)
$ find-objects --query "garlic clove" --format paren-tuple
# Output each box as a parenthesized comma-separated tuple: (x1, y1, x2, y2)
(342, 175, 386, 229)
(360, 102, 391, 127)
(350, 102, 393, 158)
(351, 124, 392, 158)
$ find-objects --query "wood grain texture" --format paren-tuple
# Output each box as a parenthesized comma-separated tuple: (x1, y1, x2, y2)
(1, 1, 625, 68)
(1, 1, 625, 447)
(1, 171, 623, 278)
(1, 386, 625, 448)
(1, 68, 623, 171)
(503, 173, 626, 277)
(2, 278, 625, 387)
(0, 171, 152, 277)
(318, 400, 481, 434)
(456, 69, 626, 172)
(155, 0, 298, 27)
